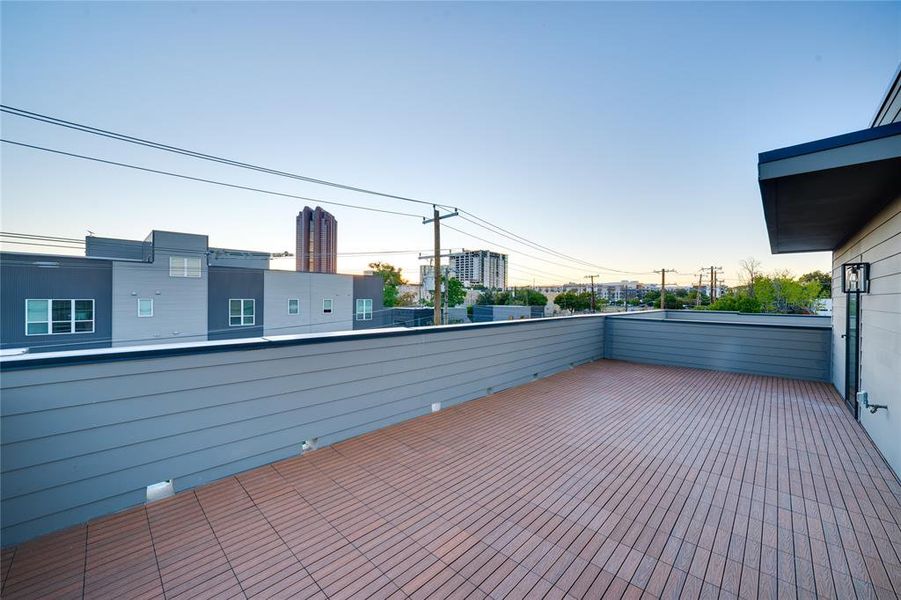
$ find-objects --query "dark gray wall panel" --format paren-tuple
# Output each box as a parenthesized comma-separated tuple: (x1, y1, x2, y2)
(208, 267, 264, 340)
(351, 275, 385, 330)
(0, 253, 112, 351)
(0, 315, 605, 545)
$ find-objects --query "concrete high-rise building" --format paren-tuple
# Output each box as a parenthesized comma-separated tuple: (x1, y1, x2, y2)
(296, 207, 337, 273)
(449, 250, 508, 290)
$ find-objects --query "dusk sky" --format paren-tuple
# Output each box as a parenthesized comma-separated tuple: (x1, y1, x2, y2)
(2, 2, 899, 286)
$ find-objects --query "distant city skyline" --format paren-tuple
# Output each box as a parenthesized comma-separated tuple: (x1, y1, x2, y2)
(1, 2, 898, 287)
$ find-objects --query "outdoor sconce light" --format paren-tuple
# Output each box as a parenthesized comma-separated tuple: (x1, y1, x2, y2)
(841, 262, 870, 294)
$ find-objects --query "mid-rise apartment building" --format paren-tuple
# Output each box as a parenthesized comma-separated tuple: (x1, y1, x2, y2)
(448, 250, 507, 290)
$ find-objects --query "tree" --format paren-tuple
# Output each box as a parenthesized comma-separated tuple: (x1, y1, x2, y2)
(799, 270, 831, 298)
(555, 291, 592, 313)
(514, 288, 548, 307)
(641, 290, 660, 305)
(396, 291, 418, 307)
(446, 278, 466, 307)
(477, 288, 547, 307)
(738, 257, 762, 297)
(704, 269, 822, 314)
(368, 262, 407, 308)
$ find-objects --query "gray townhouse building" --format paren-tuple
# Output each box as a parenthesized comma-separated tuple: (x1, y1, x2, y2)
(0, 229, 385, 352)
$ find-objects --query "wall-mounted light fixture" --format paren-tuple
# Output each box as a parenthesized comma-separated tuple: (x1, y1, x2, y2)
(841, 262, 870, 294)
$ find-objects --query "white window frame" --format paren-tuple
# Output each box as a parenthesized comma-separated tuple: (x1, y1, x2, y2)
(288, 298, 300, 315)
(229, 298, 255, 326)
(322, 298, 333, 314)
(137, 298, 154, 318)
(25, 299, 95, 335)
(169, 256, 202, 278)
(355, 298, 373, 321)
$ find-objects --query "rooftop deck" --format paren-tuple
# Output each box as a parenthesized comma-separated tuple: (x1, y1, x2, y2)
(1, 360, 899, 599)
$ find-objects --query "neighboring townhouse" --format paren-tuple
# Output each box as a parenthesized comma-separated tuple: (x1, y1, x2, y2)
(0, 229, 385, 352)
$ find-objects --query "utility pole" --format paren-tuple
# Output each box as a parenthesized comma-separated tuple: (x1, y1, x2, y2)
(422, 206, 458, 326)
(584, 274, 599, 312)
(704, 266, 723, 302)
(653, 268, 676, 310)
(695, 272, 703, 307)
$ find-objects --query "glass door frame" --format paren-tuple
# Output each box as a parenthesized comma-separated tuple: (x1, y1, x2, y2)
(844, 292, 861, 419)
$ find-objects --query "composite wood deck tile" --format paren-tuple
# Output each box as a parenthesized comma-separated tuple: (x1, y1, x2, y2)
(1, 360, 900, 599)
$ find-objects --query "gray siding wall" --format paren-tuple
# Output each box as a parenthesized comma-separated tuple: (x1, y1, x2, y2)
(208, 267, 264, 340)
(262, 271, 353, 336)
(0, 315, 605, 546)
(111, 256, 208, 347)
(605, 316, 831, 382)
(0, 253, 113, 352)
(310, 273, 354, 332)
(831, 195, 900, 476)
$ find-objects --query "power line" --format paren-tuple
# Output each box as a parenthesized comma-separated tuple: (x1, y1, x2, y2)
(1, 106, 660, 278)
(457, 211, 656, 276)
(0, 139, 427, 219)
(1, 105, 449, 210)
(442, 223, 598, 278)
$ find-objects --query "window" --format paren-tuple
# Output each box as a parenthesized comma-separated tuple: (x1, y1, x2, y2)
(356, 298, 373, 321)
(322, 298, 333, 314)
(288, 299, 300, 315)
(229, 299, 255, 326)
(169, 256, 202, 278)
(25, 299, 94, 335)
(138, 298, 154, 318)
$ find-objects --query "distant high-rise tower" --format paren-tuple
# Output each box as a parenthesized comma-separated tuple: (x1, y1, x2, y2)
(296, 207, 337, 273)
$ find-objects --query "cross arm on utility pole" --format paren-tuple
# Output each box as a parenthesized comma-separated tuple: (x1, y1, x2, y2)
(422, 206, 459, 326)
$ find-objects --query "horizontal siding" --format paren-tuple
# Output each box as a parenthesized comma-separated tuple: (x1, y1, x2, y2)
(662, 310, 830, 327)
(0, 315, 605, 546)
(831, 195, 901, 478)
(605, 318, 831, 382)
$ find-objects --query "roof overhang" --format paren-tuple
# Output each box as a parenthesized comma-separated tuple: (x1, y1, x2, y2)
(758, 121, 901, 254)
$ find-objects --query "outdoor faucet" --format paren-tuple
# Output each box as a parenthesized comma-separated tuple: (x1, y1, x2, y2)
(858, 391, 887, 414)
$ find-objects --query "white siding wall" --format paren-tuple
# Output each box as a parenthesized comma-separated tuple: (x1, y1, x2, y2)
(832, 195, 901, 476)
(112, 253, 208, 347)
(263, 271, 353, 336)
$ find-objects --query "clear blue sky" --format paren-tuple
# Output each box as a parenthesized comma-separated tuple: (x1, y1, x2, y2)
(2, 1, 899, 286)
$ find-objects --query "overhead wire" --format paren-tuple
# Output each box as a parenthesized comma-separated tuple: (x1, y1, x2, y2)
(1, 106, 664, 277)
(0, 139, 427, 219)
(0, 105, 449, 210)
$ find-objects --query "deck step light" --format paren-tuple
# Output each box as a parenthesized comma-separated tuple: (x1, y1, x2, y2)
(431, 402, 441, 413)
(146, 480, 174, 502)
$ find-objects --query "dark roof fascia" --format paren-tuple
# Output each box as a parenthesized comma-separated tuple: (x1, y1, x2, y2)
(758, 121, 901, 165)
